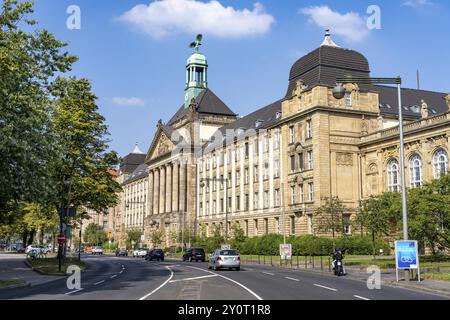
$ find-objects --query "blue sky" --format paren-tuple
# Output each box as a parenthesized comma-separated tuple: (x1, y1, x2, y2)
(29, 0, 450, 157)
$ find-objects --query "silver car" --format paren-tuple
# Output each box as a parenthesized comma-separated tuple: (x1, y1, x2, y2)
(208, 249, 240, 271)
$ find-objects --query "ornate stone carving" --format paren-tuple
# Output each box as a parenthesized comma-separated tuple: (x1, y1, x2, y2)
(361, 118, 369, 135)
(421, 99, 429, 119)
(366, 162, 378, 175)
(336, 152, 353, 166)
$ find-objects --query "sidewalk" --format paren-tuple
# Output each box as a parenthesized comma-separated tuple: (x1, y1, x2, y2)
(242, 258, 450, 298)
(0, 253, 62, 288)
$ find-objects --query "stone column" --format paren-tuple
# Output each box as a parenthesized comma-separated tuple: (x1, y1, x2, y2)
(172, 163, 179, 212)
(160, 166, 166, 214)
(148, 171, 154, 215)
(153, 169, 159, 215)
(166, 164, 172, 213)
(179, 161, 186, 213)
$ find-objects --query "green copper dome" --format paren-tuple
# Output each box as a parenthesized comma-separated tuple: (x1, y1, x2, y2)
(187, 52, 208, 67)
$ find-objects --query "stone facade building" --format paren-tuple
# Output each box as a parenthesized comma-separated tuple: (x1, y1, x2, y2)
(107, 32, 449, 249)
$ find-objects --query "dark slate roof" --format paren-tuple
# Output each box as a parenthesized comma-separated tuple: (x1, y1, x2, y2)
(286, 45, 370, 98)
(204, 99, 282, 151)
(376, 85, 448, 119)
(168, 88, 236, 125)
(123, 163, 148, 184)
(120, 153, 146, 175)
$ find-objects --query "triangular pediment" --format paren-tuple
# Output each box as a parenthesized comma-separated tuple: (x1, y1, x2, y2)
(146, 127, 176, 162)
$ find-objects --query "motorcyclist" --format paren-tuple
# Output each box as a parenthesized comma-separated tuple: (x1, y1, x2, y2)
(331, 248, 345, 275)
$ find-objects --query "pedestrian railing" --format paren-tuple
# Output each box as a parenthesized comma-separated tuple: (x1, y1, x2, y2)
(242, 255, 332, 272)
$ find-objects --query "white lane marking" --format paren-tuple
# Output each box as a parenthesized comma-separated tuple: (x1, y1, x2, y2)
(111, 275, 118, 279)
(169, 274, 218, 283)
(354, 295, 370, 300)
(185, 265, 263, 301)
(285, 277, 300, 282)
(65, 288, 84, 295)
(262, 272, 275, 276)
(120, 270, 123, 274)
(314, 284, 337, 292)
(94, 280, 105, 286)
(139, 266, 174, 301)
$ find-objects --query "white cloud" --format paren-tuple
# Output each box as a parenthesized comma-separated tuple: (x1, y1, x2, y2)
(119, 0, 275, 39)
(111, 97, 145, 106)
(401, 0, 432, 8)
(301, 6, 369, 43)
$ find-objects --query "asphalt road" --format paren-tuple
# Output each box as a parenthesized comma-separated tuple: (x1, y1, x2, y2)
(0, 254, 447, 300)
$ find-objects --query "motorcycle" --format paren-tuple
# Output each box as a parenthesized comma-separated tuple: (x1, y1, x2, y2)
(332, 259, 345, 276)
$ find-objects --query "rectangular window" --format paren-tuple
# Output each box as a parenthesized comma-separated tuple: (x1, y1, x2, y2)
(220, 198, 224, 213)
(264, 191, 269, 208)
(228, 197, 232, 212)
(343, 215, 351, 235)
(290, 155, 296, 173)
(254, 219, 259, 236)
(245, 194, 249, 211)
(236, 147, 240, 162)
(264, 160, 269, 180)
(308, 182, 314, 202)
(291, 186, 296, 204)
(306, 119, 312, 139)
(274, 160, 280, 178)
(245, 168, 249, 184)
(227, 148, 232, 164)
(275, 189, 280, 207)
(307, 214, 313, 235)
(227, 172, 232, 186)
(290, 216, 296, 235)
(254, 165, 259, 182)
(245, 220, 249, 236)
(206, 201, 210, 215)
(264, 137, 269, 153)
(213, 200, 217, 214)
(220, 175, 224, 190)
(345, 92, 352, 106)
(245, 142, 249, 159)
(236, 170, 240, 186)
(289, 126, 295, 144)
(299, 153, 304, 172)
(275, 217, 280, 234)
(254, 192, 259, 209)
(307, 150, 313, 170)
(274, 131, 280, 150)
(264, 218, 269, 235)
(300, 184, 304, 203)
(254, 139, 259, 155)
(236, 196, 240, 211)
(220, 152, 224, 166)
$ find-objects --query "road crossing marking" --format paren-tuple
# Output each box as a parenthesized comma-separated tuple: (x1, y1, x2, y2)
(285, 277, 300, 282)
(169, 275, 218, 283)
(314, 284, 337, 292)
(111, 275, 117, 279)
(262, 272, 275, 276)
(354, 295, 370, 300)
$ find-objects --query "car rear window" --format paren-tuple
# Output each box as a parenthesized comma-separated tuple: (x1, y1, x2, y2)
(220, 250, 239, 256)
(193, 249, 204, 253)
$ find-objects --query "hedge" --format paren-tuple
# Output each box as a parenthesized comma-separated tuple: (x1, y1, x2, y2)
(193, 234, 391, 256)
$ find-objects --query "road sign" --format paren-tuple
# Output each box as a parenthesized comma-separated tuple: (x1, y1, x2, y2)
(395, 240, 421, 282)
(280, 244, 292, 260)
(107, 231, 113, 239)
(57, 233, 66, 244)
(140, 235, 145, 241)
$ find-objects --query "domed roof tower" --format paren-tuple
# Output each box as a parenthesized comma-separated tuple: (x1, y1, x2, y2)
(184, 34, 208, 109)
(285, 30, 371, 98)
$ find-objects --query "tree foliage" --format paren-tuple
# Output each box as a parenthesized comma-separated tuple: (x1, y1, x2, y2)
(83, 223, 106, 245)
(314, 197, 348, 243)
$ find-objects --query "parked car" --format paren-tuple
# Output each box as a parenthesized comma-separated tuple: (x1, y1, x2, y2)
(91, 246, 103, 255)
(144, 249, 153, 261)
(133, 248, 148, 258)
(182, 248, 206, 262)
(39, 245, 52, 254)
(25, 245, 43, 254)
(208, 249, 240, 271)
(115, 248, 128, 257)
(147, 249, 164, 261)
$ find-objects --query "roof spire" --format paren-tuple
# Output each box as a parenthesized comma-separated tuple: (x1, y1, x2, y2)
(132, 142, 144, 154)
(321, 29, 340, 47)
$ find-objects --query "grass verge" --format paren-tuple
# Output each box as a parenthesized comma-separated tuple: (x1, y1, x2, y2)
(27, 257, 86, 276)
(421, 272, 450, 282)
(0, 279, 27, 289)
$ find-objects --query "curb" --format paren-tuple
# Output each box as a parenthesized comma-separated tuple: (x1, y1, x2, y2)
(0, 281, 31, 291)
(24, 259, 89, 277)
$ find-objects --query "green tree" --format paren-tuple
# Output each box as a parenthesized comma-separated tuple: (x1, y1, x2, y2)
(355, 192, 401, 259)
(230, 223, 246, 251)
(150, 230, 164, 248)
(0, 0, 77, 220)
(314, 197, 348, 248)
(126, 228, 142, 250)
(407, 175, 450, 254)
(211, 225, 225, 249)
(49, 77, 121, 215)
(83, 223, 106, 245)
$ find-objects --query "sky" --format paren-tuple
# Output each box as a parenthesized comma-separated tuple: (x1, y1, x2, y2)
(27, 0, 450, 157)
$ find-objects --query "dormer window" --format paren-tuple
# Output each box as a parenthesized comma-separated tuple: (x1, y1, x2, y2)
(276, 111, 282, 120)
(255, 120, 264, 128)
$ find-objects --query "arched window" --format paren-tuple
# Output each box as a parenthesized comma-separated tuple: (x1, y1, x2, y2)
(433, 149, 449, 179)
(387, 159, 399, 192)
(409, 154, 423, 188)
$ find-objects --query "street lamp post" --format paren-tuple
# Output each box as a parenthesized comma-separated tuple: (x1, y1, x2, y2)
(200, 177, 229, 243)
(333, 76, 409, 280)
